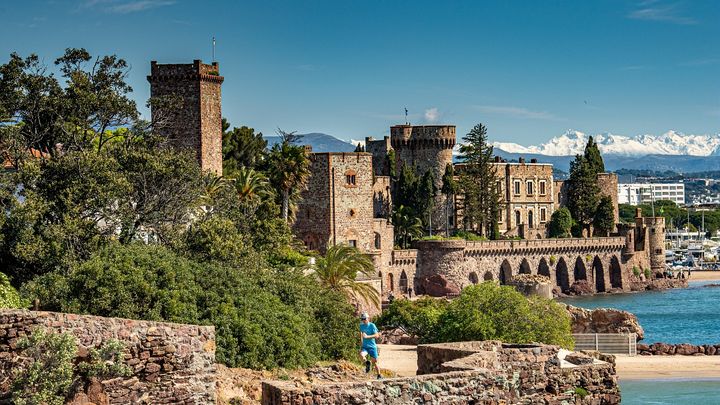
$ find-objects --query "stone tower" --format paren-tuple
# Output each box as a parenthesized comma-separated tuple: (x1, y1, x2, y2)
(390, 125, 456, 230)
(147, 60, 224, 175)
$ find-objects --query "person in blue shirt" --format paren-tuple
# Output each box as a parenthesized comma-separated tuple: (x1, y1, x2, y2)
(359, 312, 381, 379)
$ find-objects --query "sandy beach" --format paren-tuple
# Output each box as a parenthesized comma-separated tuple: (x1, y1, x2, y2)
(379, 344, 720, 380)
(687, 270, 720, 282)
(615, 355, 720, 380)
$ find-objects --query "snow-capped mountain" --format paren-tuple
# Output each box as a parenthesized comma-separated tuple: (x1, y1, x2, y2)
(493, 130, 720, 157)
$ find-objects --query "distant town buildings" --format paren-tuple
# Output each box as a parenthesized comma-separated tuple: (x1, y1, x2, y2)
(618, 183, 685, 206)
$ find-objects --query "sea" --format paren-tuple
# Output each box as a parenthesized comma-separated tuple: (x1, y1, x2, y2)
(561, 280, 720, 404)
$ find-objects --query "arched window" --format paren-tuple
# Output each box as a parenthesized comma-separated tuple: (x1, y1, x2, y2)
(345, 170, 357, 187)
(399, 271, 408, 293)
(469, 272, 479, 284)
(388, 273, 394, 291)
(374, 232, 381, 249)
(515, 211, 521, 227)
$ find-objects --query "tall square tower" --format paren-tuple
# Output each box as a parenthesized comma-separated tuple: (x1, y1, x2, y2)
(147, 60, 224, 175)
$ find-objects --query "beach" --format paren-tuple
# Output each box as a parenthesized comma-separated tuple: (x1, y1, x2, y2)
(687, 270, 720, 282)
(615, 355, 720, 380)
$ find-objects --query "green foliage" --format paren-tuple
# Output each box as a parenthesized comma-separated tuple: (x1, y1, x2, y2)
(222, 118, 267, 176)
(644, 268, 652, 279)
(593, 195, 615, 236)
(0, 272, 26, 308)
(548, 207, 573, 238)
(453, 229, 487, 241)
(376, 284, 573, 348)
(549, 255, 556, 265)
(265, 132, 310, 221)
(457, 123, 501, 239)
(583, 136, 605, 174)
(313, 244, 379, 309)
(11, 329, 77, 405)
(392, 205, 423, 248)
(374, 298, 448, 342)
(77, 339, 132, 379)
(632, 266, 641, 277)
(386, 150, 397, 179)
(574, 387, 589, 399)
(618, 203, 637, 224)
(567, 154, 601, 230)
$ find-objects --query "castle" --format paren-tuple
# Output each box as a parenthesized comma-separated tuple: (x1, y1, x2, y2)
(147, 60, 666, 314)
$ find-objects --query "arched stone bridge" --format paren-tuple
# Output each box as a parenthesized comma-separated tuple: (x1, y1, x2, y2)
(415, 237, 629, 294)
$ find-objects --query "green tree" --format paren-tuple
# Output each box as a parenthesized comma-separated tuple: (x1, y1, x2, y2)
(583, 136, 605, 174)
(387, 149, 397, 179)
(417, 169, 437, 229)
(0, 272, 26, 308)
(265, 131, 310, 222)
(313, 244, 379, 309)
(457, 123, 501, 239)
(392, 205, 424, 248)
(593, 195, 615, 236)
(566, 155, 600, 235)
(222, 118, 267, 176)
(441, 163, 459, 237)
(374, 297, 448, 342)
(548, 207, 573, 238)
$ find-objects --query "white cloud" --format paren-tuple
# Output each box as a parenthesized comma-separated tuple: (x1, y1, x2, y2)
(82, 0, 175, 14)
(472, 105, 565, 121)
(627, 2, 697, 25)
(424, 107, 440, 123)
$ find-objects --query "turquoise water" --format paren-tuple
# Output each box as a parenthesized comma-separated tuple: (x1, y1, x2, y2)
(621, 380, 720, 404)
(562, 281, 720, 403)
(560, 281, 720, 344)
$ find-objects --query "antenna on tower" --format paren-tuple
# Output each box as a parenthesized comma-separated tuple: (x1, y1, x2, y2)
(212, 36, 216, 62)
(404, 107, 408, 125)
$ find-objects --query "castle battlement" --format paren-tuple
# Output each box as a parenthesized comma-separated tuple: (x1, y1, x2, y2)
(390, 125, 456, 148)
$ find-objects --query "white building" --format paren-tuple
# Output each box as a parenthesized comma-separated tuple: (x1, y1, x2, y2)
(618, 183, 685, 206)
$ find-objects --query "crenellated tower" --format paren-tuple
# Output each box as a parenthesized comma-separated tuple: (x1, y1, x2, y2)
(390, 125, 456, 231)
(147, 60, 224, 175)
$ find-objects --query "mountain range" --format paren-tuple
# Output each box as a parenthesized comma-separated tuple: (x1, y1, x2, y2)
(273, 130, 720, 173)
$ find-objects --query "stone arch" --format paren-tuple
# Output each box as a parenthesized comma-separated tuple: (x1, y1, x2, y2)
(610, 255, 623, 289)
(538, 258, 550, 278)
(500, 259, 512, 285)
(593, 256, 606, 293)
(574, 256, 587, 281)
(399, 271, 408, 293)
(469, 272, 479, 285)
(519, 258, 531, 274)
(483, 271, 494, 281)
(374, 232, 381, 249)
(556, 257, 570, 292)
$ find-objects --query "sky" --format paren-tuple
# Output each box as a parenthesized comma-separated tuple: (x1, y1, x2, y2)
(1, 0, 719, 145)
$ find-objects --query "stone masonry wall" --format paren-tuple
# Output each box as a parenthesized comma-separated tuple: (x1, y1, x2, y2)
(262, 341, 620, 404)
(0, 310, 215, 404)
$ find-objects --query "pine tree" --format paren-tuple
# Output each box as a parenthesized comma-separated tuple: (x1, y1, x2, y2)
(458, 123, 501, 239)
(583, 136, 605, 175)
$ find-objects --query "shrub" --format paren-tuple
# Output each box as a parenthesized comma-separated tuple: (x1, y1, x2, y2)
(77, 339, 132, 379)
(375, 297, 448, 342)
(453, 230, 487, 241)
(548, 208, 572, 238)
(0, 272, 26, 309)
(574, 387, 589, 399)
(434, 283, 574, 348)
(643, 268, 652, 279)
(549, 255, 556, 265)
(11, 329, 77, 405)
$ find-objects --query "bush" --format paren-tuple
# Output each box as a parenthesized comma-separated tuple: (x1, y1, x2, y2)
(0, 272, 26, 309)
(376, 284, 573, 348)
(12, 329, 77, 405)
(632, 266, 641, 277)
(548, 208, 573, 238)
(453, 230, 487, 241)
(435, 283, 574, 348)
(644, 268, 652, 279)
(77, 339, 132, 379)
(375, 297, 448, 342)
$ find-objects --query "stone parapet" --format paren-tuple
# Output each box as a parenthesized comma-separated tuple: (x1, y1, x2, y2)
(0, 310, 215, 404)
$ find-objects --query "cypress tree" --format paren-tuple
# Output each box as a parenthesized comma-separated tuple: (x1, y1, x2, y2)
(583, 136, 605, 175)
(593, 195, 616, 236)
(566, 155, 600, 235)
(441, 164, 459, 237)
(458, 123, 501, 238)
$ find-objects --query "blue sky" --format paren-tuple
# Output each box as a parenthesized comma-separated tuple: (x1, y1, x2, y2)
(1, 0, 718, 145)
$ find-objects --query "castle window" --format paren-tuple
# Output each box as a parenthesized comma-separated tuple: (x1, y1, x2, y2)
(374, 233, 381, 249)
(539, 181, 546, 195)
(526, 181, 534, 195)
(528, 211, 534, 228)
(348, 239, 357, 248)
(514, 180, 521, 195)
(540, 207, 547, 222)
(515, 211, 521, 226)
(496, 181, 502, 195)
(349, 209, 356, 217)
(345, 170, 357, 187)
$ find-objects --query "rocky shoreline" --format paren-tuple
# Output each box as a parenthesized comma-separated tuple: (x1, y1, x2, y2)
(637, 342, 720, 356)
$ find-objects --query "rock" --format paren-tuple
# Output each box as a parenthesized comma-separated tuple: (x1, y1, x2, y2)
(567, 280, 594, 295)
(419, 275, 460, 297)
(675, 344, 697, 355)
(564, 352, 594, 365)
(566, 305, 645, 341)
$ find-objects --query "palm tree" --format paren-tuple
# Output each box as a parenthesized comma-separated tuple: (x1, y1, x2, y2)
(392, 205, 424, 248)
(266, 135, 310, 222)
(197, 175, 229, 214)
(234, 167, 269, 203)
(313, 244, 380, 309)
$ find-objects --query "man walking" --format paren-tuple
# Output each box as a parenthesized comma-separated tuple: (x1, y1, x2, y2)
(359, 312, 381, 379)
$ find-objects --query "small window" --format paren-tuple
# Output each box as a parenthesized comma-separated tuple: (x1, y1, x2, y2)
(540, 208, 547, 222)
(496, 181, 502, 195)
(348, 239, 357, 248)
(514, 181, 521, 195)
(346, 174, 356, 186)
(374, 233, 381, 249)
(539, 181, 546, 195)
(526, 181, 534, 195)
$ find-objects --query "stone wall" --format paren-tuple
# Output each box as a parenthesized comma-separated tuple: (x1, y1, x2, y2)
(262, 340, 620, 404)
(148, 60, 224, 175)
(0, 310, 215, 404)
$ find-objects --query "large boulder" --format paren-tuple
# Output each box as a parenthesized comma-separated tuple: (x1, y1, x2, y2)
(419, 274, 460, 297)
(567, 280, 594, 295)
(566, 305, 645, 341)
